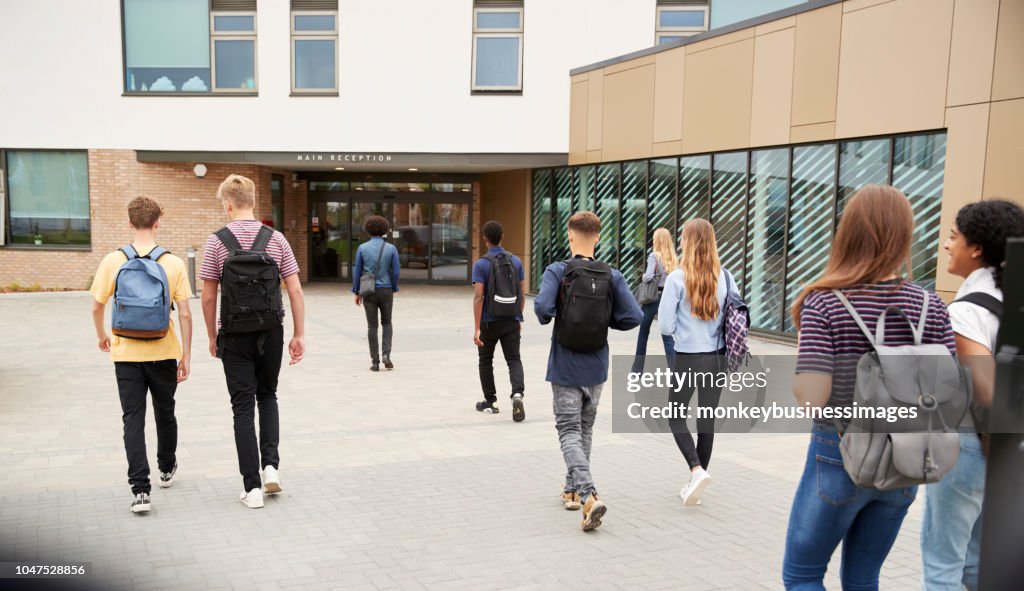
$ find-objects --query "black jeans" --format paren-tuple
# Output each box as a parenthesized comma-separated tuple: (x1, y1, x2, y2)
(363, 288, 394, 363)
(477, 319, 525, 402)
(114, 360, 179, 494)
(669, 350, 725, 471)
(219, 325, 284, 492)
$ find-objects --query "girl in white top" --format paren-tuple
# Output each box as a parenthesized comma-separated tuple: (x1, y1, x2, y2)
(921, 199, 1024, 591)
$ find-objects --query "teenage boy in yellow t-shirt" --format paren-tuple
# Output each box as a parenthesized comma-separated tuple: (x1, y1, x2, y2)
(90, 196, 193, 514)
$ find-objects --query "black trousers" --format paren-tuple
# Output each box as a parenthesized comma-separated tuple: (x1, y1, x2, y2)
(669, 350, 725, 471)
(114, 360, 179, 495)
(219, 325, 284, 492)
(363, 288, 394, 363)
(477, 319, 525, 402)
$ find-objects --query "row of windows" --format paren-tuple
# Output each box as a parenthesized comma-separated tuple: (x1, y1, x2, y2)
(122, 1, 711, 96)
(529, 132, 947, 336)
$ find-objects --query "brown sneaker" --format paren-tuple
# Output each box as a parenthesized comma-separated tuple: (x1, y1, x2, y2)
(580, 494, 607, 531)
(561, 491, 581, 511)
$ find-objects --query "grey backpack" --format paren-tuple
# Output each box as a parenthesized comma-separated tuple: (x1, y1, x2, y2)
(832, 289, 971, 491)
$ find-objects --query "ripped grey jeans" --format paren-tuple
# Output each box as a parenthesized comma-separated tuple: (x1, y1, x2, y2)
(552, 382, 603, 500)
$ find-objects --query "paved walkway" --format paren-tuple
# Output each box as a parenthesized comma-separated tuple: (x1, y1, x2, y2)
(0, 285, 924, 590)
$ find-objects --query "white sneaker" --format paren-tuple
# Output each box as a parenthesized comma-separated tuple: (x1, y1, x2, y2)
(263, 466, 282, 494)
(240, 488, 264, 509)
(682, 468, 711, 507)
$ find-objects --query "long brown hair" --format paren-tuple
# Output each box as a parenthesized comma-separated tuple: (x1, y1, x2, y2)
(791, 184, 914, 330)
(680, 219, 721, 321)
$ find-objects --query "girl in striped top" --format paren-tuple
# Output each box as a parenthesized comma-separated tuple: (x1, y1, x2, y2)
(782, 185, 956, 590)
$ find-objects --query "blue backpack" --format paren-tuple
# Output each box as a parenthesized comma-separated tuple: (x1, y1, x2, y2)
(111, 245, 172, 340)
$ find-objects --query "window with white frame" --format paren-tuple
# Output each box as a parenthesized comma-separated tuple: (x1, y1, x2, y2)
(472, 0, 524, 92)
(122, 0, 258, 94)
(291, 0, 339, 94)
(655, 1, 709, 45)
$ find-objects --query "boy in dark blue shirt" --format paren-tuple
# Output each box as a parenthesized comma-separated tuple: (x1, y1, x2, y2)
(472, 220, 527, 421)
(534, 211, 642, 531)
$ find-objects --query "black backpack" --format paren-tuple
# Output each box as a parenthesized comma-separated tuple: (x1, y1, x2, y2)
(556, 258, 613, 352)
(216, 225, 284, 333)
(483, 252, 521, 319)
(953, 291, 1002, 435)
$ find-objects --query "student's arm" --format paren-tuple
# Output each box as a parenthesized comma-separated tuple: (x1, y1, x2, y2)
(391, 247, 401, 293)
(793, 300, 834, 408)
(642, 253, 657, 282)
(610, 272, 643, 331)
(352, 247, 363, 305)
(658, 273, 680, 337)
(284, 274, 305, 365)
(519, 280, 527, 316)
(473, 282, 485, 346)
(534, 266, 559, 324)
(201, 280, 219, 358)
(956, 334, 995, 408)
(794, 372, 832, 408)
(176, 300, 192, 382)
(92, 299, 110, 352)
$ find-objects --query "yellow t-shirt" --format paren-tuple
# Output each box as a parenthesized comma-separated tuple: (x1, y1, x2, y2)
(90, 246, 193, 362)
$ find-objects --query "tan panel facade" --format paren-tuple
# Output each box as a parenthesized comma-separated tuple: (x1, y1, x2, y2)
(984, 98, 1024, 200)
(750, 28, 796, 147)
(946, 0, 999, 107)
(652, 48, 686, 144)
(992, 0, 1024, 101)
(790, 4, 842, 127)
(681, 38, 755, 153)
(601, 64, 656, 162)
(834, 0, 954, 138)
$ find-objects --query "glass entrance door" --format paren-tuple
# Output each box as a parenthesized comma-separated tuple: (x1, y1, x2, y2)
(310, 200, 350, 280)
(431, 202, 471, 280)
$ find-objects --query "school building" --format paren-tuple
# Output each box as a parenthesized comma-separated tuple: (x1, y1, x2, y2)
(0, 0, 1021, 336)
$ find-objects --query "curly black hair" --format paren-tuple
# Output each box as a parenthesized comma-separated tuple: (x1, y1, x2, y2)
(482, 220, 504, 246)
(956, 199, 1024, 288)
(364, 215, 389, 237)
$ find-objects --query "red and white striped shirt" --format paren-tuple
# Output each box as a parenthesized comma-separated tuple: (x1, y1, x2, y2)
(198, 219, 300, 281)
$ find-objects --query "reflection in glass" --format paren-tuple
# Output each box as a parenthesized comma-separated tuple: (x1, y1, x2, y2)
(6, 151, 90, 246)
(474, 37, 519, 87)
(594, 164, 620, 265)
(838, 138, 890, 216)
(431, 183, 473, 193)
(552, 168, 575, 263)
(294, 15, 336, 31)
(308, 181, 349, 191)
(711, 152, 748, 292)
(124, 0, 210, 92)
(214, 15, 254, 32)
(214, 40, 256, 89)
(576, 166, 596, 213)
(745, 149, 789, 332)
(531, 170, 553, 289)
(620, 161, 647, 288)
(310, 201, 349, 279)
(785, 144, 837, 332)
(393, 203, 430, 281)
(294, 39, 336, 89)
(678, 155, 711, 235)
(476, 11, 521, 29)
(659, 9, 705, 27)
(431, 203, 471, 281)
(648, 158, 677, 250)
(894, 134, 946, 292)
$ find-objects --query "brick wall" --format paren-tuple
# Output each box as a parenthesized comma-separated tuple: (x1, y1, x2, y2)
(0, 149, 309, 290)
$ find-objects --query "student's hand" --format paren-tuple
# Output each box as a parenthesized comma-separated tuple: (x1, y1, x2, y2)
(474, 329, 483, 347)
(97, 334, 111, 352)
(354, 294, 362, 306)
(289, 336, 305, 365)
(208, 340, 217, 358)
(177, 357, 190, 383)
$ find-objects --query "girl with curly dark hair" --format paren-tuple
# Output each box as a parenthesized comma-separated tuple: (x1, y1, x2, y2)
(352, 215, 401, 371)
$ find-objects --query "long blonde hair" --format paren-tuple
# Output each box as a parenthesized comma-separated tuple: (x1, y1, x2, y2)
(652, 228, 678, 275)
(791, 185, 913, 330)
(680, 219, 721, 321)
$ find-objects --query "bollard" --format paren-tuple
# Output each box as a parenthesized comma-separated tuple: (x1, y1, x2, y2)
(187, 247, 198, 298)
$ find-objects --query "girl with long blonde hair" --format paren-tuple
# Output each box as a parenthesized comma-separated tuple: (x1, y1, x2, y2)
(630, 227, 678, 374)
(657, 218, 740, 507)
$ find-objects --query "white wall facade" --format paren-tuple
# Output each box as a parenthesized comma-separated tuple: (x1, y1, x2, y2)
(0, 0, 661, 154)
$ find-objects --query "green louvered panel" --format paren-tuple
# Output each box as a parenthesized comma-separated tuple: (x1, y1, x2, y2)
(711, 152, 748, 293)
(894, 133, 946, 292)
(647, 158, 677, 251)
(619, 161, 647, 289)
(530, 169, 552, 291)
(837, 138, 890, 217)
(576, 166, 596, 213)
(594, 164, 620, 266)
(784, 144, 837, 333)
(745, 149, 789, 332)
(552, 168, 575, 262)
(678, 155, 711, 238)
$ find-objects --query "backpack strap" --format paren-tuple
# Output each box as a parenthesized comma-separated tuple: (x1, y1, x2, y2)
(146, 246, 168, 261)
(832, 289, 877, 347)
(251, 225, 274, 253)
(215, 227, 243, 256)
(120, 245, 139, 260)
(953, 292, 1003, 318)
(374, 239, 387, 276)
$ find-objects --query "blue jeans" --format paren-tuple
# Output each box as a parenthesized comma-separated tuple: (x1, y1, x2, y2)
(631, 297, 675, 374)
(921, 433, 985, 591)
(783, 425, 917, 591)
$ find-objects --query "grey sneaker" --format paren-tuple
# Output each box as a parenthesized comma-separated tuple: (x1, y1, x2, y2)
(131, 492, 151, 514)
(158, 463, 178, 488)
(512, 393, 525, 423)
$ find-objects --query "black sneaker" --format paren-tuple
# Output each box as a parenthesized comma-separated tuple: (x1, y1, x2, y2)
(512, 394, 525, 423)
(370, 362, 380, 372)
(131, 492, 151, 514)
(158, 463, 178, 488)
(382, 356, 394, 370)
(476, 400, 499, 413)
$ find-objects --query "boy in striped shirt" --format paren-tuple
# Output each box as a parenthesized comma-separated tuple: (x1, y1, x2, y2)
(199, 174, 306, 509)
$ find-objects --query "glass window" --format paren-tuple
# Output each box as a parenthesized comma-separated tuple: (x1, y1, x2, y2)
(213, 15, 255, 32)
(657, 35, 690, 45)
(894, 133, 946, 292)
(531, 170, 553, 290)
(595, 164, 620, 266)
(124, 0, 210, 93)
(271, 175, 285, 230)
(711, 152, 748, 293)
(678, 155, 711, 231)
(575, 166, 596, 212)
(648, 159, 677, 249)
(214, 39, 256, 90)
(472, 4, 524, 91)
(619, 161, 648, 288)
(552, 168, 575, 263)
(745, 149, 789, 332)
(655, 2, 708, 45)
(659, 9, 707, 28)
(431, 183, 473, 193)
(838, 138, 890, 216)
(5, 151, 90, 247)
(291, 11, 338, 93)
